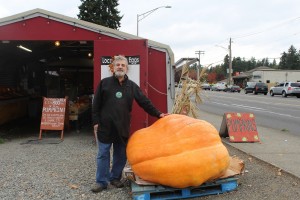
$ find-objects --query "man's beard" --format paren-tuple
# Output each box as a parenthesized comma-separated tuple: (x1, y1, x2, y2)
(115, 71, 126, 77)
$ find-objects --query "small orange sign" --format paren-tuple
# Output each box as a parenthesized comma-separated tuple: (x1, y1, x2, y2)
(39, 98, 66, 139)
(219, 112, 260, 143)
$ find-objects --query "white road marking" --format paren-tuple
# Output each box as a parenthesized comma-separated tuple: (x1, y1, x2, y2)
(210, 101, 300, 119)
(205, 92, 300, 108)
(231, 104, 267, 110)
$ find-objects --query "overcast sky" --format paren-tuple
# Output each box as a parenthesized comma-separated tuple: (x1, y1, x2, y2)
(1, 0, 300, 67)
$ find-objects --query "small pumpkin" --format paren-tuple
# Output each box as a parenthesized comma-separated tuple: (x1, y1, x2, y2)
(126, 114, 230, 188)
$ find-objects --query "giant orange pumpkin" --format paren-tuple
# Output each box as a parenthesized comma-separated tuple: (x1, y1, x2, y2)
(126, 114, 230, 188)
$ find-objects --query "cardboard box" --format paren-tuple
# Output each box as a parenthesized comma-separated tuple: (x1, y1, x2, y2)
(124, 167, 156, 185)
(124, 156, 245, 186)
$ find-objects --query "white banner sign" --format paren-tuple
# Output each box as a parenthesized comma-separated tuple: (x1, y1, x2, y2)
(101, 56, 140, 86)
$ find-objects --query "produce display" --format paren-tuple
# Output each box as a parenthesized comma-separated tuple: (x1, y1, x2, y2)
(126, 114, 230, 188)
(0, 87, 27, 100)
(68, 95, 91, 121)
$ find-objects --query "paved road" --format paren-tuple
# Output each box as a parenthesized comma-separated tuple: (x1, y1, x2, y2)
(197, 90, 300, 136)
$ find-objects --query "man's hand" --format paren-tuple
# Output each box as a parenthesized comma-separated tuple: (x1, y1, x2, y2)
(159, 113, 170, 118)
(94, 124, 98, 132)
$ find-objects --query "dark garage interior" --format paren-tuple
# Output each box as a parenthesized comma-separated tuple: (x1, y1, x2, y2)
(0, 40, 95, 137)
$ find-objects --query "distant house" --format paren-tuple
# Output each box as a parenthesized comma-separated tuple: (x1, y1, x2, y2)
(233, 66, 300, 87)
(233, 66, 274, 87)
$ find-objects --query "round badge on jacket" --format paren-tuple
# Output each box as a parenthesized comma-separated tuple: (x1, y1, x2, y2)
(116, 91, 122, 98)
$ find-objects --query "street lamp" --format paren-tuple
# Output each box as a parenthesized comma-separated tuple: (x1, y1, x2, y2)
(137, 5, 171, 36)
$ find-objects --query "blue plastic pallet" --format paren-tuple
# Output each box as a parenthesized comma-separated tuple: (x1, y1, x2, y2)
(131, 177, 238, 200)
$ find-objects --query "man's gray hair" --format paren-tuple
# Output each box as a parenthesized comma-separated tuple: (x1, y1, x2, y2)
(113, 55, 128, 66)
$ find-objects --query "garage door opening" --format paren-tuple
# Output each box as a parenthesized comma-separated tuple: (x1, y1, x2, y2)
(0, 40, 94, 136)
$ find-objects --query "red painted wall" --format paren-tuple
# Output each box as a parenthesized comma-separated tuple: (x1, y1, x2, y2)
(94, 40, 152, 133)
(0, 17, 113, 41)
(148, 48, 167, 125)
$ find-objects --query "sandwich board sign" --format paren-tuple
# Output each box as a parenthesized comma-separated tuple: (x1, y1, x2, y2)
(39, 98, 67, 140)
(219, 112, 260, 143)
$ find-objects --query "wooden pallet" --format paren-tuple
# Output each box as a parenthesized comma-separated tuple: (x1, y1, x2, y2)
(131, 177, 238, 200)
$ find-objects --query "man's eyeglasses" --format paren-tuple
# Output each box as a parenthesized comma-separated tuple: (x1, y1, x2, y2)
(115, 63, 126, 67)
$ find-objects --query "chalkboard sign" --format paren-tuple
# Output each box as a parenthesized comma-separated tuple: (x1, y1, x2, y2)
(39, 98, 66, 140)
(219, 112, 260, 143)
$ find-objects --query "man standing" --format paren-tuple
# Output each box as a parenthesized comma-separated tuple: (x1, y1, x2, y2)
(91, 55, 167, 192)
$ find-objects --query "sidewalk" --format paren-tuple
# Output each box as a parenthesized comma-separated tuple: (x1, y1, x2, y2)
(198, 110, 300, 179)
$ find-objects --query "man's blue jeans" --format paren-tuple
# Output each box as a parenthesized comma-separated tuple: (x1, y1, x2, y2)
(96, 141, 127, 187)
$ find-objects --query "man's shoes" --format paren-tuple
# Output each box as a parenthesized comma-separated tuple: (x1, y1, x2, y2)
(91, 183, 107, 193)
(110, 179, 124, 188)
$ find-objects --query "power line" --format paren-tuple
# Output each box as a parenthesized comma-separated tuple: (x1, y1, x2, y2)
(193, 17, 300, 67)
(242, 57, 281, 61)
(232, 16, 300, 39)
(203, 59, 224, 67)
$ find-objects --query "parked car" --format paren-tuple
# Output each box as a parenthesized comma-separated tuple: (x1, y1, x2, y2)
(225, 85, 241, 93)
(201, 83, 211, 90)
(244, 82, 256, 94)
(245, 82, 268, 95)
(216, 82, 226, 91)
(269, 82, 300, 98)
(210, 84, 218, 91)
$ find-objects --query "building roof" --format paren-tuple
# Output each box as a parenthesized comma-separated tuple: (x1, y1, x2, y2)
(174, 57, 198, 66)
(233, 66, 277, 79)
(174, 57, 199, 73)
(0, 8, 174, 64)
(247, 66, 276, 73)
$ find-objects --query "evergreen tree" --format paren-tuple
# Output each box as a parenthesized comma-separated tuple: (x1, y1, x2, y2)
(78, 0, 123, 29)
(279, 52, 288, 69)
(286, 45, 300, 69)
(248, 57, 256, 70)
(279, 46, 300, 70)
(223, 54, 229, 74)
(271, 59, 277, 68)
(232, 57, 243, 73)
(263, 58, 269, 66)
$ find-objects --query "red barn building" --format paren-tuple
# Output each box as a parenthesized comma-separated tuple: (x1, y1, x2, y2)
(0, 9, 175, 133)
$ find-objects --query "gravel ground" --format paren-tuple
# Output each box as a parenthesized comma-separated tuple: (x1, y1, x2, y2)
(0, 123, 300, 200)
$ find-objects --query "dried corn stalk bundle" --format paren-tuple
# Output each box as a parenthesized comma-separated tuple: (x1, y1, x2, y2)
(172, 62, 207, 118)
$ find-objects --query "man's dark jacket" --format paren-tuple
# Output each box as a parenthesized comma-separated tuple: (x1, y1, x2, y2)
(92, 75, 161, 143)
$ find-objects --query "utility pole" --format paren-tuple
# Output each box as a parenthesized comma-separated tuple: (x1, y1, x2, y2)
(195, 50, 205, 80)
(228, 38, 232, 85)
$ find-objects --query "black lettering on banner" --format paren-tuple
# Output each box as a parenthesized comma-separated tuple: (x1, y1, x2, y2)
(101, 56, 113, 65)
(128, 56, 140, 65)
(101, 56, 140, 65)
